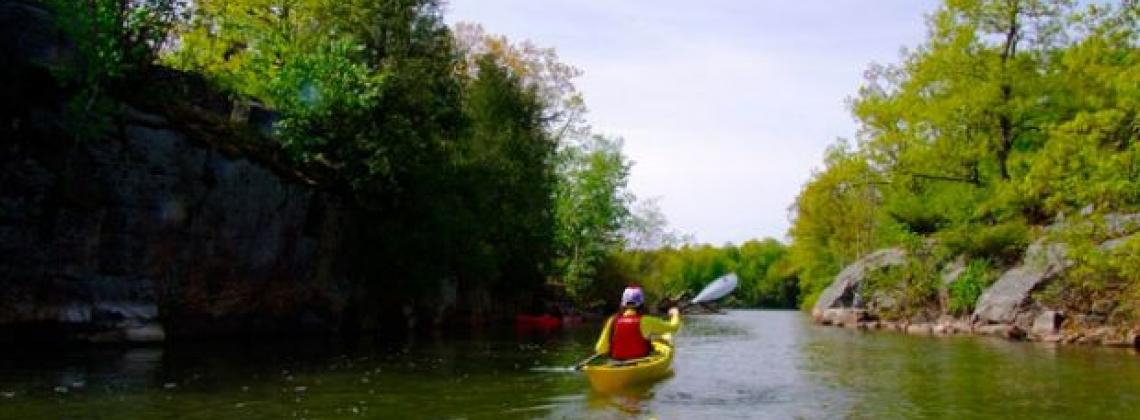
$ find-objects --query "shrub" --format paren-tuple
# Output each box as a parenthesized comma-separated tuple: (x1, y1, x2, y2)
(947, 259, 995, 316)
(939, 221, 1030, 266)
(45, 0, 181, 138)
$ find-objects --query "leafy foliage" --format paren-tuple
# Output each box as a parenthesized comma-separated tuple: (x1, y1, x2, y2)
(43, 0, 182, 138)
(161, 0, 578, 308)
(789, 0, 1140, 314)
(553, 135, 634, 303)
(948, 259, 996, 315)
(606, 239, 798, 309)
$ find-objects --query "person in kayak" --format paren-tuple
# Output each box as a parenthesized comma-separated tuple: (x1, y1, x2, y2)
(594, 286, 680, 361)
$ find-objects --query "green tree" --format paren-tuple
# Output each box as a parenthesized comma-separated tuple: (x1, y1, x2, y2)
(43, 0, 182, 138)
(553, 135, 634, 303)
(452, 55, 556, 294)
(790, 0, 1139, 316)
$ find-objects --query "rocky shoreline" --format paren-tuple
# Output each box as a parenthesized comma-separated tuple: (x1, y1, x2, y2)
(810, 216, 1140, 351)
(816, 308, 1140, 349)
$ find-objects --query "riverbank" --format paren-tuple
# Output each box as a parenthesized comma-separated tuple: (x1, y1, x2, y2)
(810, 221, 1140, 351)
(0, 0, 548, 343)
(816, 308, 1140, 349)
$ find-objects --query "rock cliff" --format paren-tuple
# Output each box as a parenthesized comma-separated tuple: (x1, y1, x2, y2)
(0, 1, 514, 343)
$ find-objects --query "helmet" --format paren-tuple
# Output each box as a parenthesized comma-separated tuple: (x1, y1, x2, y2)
(620, 286, 644, 307)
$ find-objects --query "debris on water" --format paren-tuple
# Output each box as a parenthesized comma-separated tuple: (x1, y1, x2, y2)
(1, 391, 14, 398)
(294, 386, 307, 393)
(285, 375, 294, 382)
(163, 382, 177, 390)
(351, 407, 360, 414)
(70, 381, 85, 389)
(53, 386, 68, 394)
(235, 402, 246, 408)
(361, 377, 369, 384)
(241, 386, 249, 392)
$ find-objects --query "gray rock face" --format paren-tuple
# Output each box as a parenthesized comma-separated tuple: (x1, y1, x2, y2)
(1032, 310, 1064, 336)
(938, 256, 967, 309)
(812, 249, 907, 320)
(0, 112, 353, 341)
(973, 241, 1068, 324)
(0, 0, 517, 342)
(1099, 233, 1138, 252)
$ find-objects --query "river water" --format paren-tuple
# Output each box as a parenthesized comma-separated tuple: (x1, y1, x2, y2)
(1, 310, 1138, 419)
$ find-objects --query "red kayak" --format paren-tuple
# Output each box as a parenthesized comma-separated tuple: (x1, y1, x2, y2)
(515, 314, 561, 330)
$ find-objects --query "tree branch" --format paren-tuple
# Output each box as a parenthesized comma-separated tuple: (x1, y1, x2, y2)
(900, 170, 981, 185)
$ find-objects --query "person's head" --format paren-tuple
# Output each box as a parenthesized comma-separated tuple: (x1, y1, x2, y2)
(620, 286, 644, 309)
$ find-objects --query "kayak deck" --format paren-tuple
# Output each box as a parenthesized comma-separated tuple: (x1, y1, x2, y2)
(582, 340, 674, 393)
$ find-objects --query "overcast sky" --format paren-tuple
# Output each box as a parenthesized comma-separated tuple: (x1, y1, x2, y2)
(445, 1, 941, 245)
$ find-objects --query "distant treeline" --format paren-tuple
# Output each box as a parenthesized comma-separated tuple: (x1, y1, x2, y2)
(584, 240, 798, 310)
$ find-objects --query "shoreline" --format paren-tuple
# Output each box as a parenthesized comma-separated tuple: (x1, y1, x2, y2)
(814, 308, 1140, 350)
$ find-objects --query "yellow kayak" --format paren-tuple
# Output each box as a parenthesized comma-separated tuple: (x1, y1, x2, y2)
(583, 339, 674, 393)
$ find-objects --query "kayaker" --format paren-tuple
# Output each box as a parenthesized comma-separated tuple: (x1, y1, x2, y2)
(594, 286, 680, 361)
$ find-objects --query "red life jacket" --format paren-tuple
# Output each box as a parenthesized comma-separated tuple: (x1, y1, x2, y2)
(609, 312, 651, 360)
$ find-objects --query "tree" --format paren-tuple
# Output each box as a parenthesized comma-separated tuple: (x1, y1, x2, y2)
(789, 0, 1139, 314)
(788, 141, 883, 307)
(623, 197, 690, 250)
(452, 54, 557, 293)
(170, 0, 463, 197)
(553, 135, 634, 302)
(452, 22, 588, 143)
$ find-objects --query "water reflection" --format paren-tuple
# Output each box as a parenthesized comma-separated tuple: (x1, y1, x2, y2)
(1, 312, 1138, 419)
(798, 321, 1140, 419)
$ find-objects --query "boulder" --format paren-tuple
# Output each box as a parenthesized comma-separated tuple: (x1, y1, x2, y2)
(1077, 327, 1114, 345)
(1098, 233, 1138, 252)
(1031, 310, 1064, 336)
(973, 241, 1068, 324)
(812, 249, 907, 321)
(818, 308, 857, 326)
(906, 324, 933, 336)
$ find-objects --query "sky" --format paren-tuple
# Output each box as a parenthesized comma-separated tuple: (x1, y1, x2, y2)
(445, 0, 942, 245)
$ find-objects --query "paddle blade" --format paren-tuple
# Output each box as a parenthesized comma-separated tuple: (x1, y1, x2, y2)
(690, 273, 738, 304)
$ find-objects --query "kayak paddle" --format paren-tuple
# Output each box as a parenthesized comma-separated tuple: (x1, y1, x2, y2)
(574, 353, 604, 370)
(689, 272, 739, 304)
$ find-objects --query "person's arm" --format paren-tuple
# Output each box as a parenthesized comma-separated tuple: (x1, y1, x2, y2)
(640, 308, 681, 336)
(594, 316, 616, 355)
